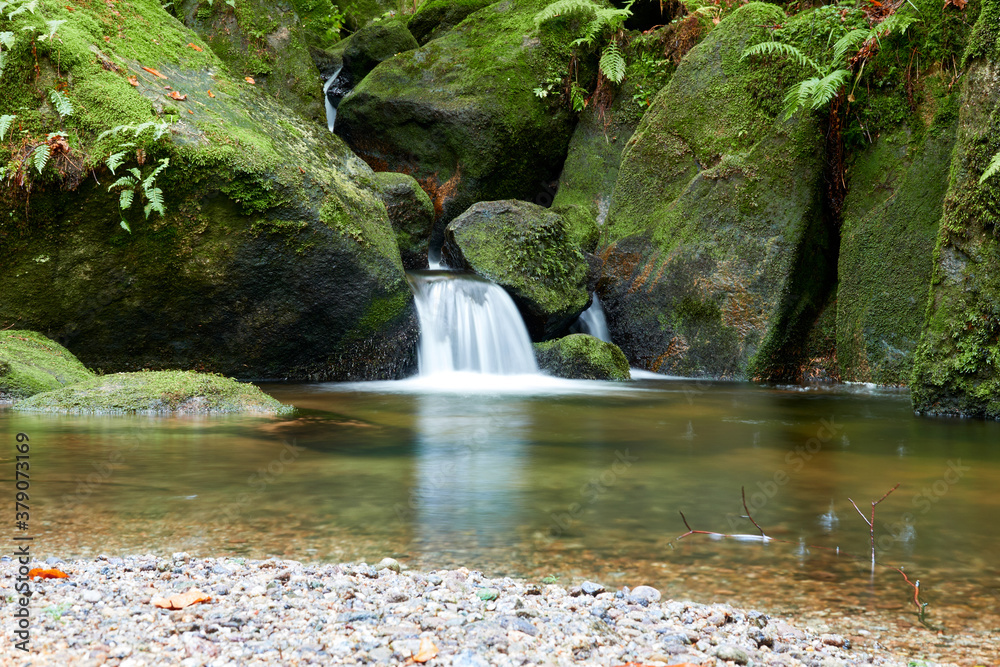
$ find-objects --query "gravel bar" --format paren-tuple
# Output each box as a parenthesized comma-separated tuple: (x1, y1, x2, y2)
(1, 554, 929, 666)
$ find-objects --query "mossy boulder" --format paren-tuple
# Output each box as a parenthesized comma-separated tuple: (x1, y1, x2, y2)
(174, 0, 327, 120)
(837, 114, 958, 385)
(408, 0, 496, 45)
(441, 200, 590, 340)
(601, 2, 831, 381)
(0, 331, 95, 402)
(13, 371, 292, 415)
(335, 0, 579, 243)
(336, 0, 400, 31)
(342, 18, 419, 82)
(911, 0, 1000, 418)
(534, 334, 630, 381)
(374, 171, 436, 268)
(0, 0, 416, 381)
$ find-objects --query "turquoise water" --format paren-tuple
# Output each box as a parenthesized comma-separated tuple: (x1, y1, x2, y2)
(3, 377, 999, 655)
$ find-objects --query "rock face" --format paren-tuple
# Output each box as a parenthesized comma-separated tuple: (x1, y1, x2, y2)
(335, 0, 578, 243)
(441, 201, 590, 340)
(407, 0, 495, 45)
(837, 117, 958, 385)
(340, 18, 420, 83)
(601, 3, 831, 381)
(0, 331, 94, 401)
(0, 0, 416, 381)
(534, 334, 631, 381)
(374, 172, 436, 269)
(14, 371, 293, 415)
(912, 0, 1000, 418)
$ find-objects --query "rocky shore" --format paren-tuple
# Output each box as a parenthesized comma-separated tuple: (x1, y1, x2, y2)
(0, 554, 930, 666)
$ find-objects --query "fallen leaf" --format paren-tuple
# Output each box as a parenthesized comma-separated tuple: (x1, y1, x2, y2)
(28, 568, 69, 580)
(944, 0, 967, 8)
(152, 588, 211, 610)
(187, 109, 194, 114)
(412, 637, 438, 663)
(244, 77, 255, 84)
(128, 76, 138, 86)
(142, 66, 167, 79)
(168, 91, 187, 101)
(207, 90, 215, 98)
(187, 42, 203, 52)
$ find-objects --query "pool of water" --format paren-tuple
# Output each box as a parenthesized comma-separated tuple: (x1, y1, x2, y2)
(3, 376, 999, 661)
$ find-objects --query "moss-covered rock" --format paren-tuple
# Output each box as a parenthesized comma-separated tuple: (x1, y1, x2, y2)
(837, 114, 958, 385)
(335, 0, 579, 244)
(374, 171, 435, 268)
(343, 17, 419, 81)
(441, 200, 590, 340)
(601, 2, 831, 381)
(336, 0, 400, 31)
(911, 0, 1000, 418)
(0, 331, 95, 402)
(534, 334, 630, 381)
(0, 0, 416, 381)
(408, 0, 495, 45)
(13, 370, 293, 415)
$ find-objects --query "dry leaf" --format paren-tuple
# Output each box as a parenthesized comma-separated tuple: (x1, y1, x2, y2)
(128, 76, 139, 87)
(168, 91, 187, 101)
(187, 42, 203, 52)
(207, 90, 215, 98)
(944, 0, 967, 8)
(152, 588, 211, 610)
(142, 66, 167, 79)
(28, 568, 69, 580)
(245, 77, 255, 84)
(412, 637, 438, 663)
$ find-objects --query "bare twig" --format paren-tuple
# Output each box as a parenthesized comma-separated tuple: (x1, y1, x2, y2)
(741, 486, 767, 537)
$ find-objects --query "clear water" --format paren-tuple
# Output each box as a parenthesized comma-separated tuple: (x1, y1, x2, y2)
(572, 293, 611, 342)
(3, 379, 999, 659)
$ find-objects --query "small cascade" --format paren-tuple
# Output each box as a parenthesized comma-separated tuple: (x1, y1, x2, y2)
(572, 293, 611, 342)
(407, 270, 539, 375)
(323, 65, 346, 132)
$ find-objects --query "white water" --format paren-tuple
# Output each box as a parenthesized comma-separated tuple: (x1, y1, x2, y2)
(323, 66, 343, 132)
(575, 293, 611, 342)
(407, 271, 539, 376)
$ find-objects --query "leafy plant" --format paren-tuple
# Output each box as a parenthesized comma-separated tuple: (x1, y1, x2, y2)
(107, 157, 170, 232)
(980, 150, 1000, 185)
(535, 0, 633, 85)
(0, 113, 14, 140)
(47, 89, 73, 118)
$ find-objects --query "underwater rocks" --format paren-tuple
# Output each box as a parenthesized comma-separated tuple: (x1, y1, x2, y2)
(0, 331, 94, 402)
(534, 334, 631, 381)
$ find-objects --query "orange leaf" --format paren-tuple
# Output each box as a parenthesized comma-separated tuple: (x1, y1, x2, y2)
(207, 90, 215, 98)
(28, 568, 69, 580)
(152, 588, 211, 610)
(187, 42, 203, 52)
(168, 91, 187, 101)
(128, 76, 139, 87)
(142, 66, 167, 79)
(245, 77, 255, 84)
(412, 637, 438, 663)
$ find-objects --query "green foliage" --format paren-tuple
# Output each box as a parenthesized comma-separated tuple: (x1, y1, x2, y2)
(107, 158, 170, 232)
(47, 89, 73, 118)
(0, 113, 13, 140)
(981, 150, 1000, 185)
(30, 143, 47, 173)
(535, 0, 632, 90)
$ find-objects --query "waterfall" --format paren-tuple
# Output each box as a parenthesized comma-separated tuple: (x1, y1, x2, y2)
(573, 293, 611, 342)
(407, 270, 539, 375)
(323, 65, 344, 132)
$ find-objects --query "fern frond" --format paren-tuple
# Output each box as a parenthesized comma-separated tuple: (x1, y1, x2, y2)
(31, 143, 49, 174)
(105, 151, 128, 174)
(0, 113, 14, 140)
(144, 187, 165, 218)
(782, 79, 814, 120)
(127, 167, 141, 180)
(980, 150, 1000, 185)
(599, 41, 626, 83)
(150, 121, 171, 141)
(742, 41, 821, 75)
(534, 0, 598, 29)
(119, 189, 134, 210)
(7, 0, 37, 19)
(43, 19, 66, 41)
(48, 89, 73, 118)
(108, 175, 137, 191)
(832, 29, 868, 66)
(132, 121, 155, 137)
(120, 220, 131, 233)
(808, 69, 849, 110)
(0, 51, 7, 79)
(0, 31, 14, 48)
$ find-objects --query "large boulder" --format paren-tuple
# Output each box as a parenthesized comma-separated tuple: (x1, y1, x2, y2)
(0, 331, 94, 402)
(837, 117, 958, 385)
(341, 18, 419, 81)
(601, 2, 832, 381)
(374, 171, 436, 268)
(911, 0, 1000, 418)
(335, 0, 579, 244)
(441, 200, 590, 340)
(0, 0, 416, 381)
(408, 0, 495, 45)
(14, 371, 292, 415)
(534, 334, 631, 381)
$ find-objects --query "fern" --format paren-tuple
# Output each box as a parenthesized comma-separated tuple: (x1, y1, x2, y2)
(38, 19, 65, 42)
(599, 41, 626, 83)
(741, 41, 820, 75)
(48, 89, 73, 118)
(980, 150, 1000, 185)
(0, 113, 14, 140)
(533, 0, 598, 28)
(144, 187, 164, 218)
(0, 31, 13, 48)
(6, 0, 36, 19)
(108, 174, 138, 191)
(119, 189, 134, 210)
(31, 143, 48, 174)
(105, 150, 128, 174)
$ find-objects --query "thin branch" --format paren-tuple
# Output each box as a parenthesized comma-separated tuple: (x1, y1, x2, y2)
(741, 486, 767, 537)
(848, 497, 871, 526)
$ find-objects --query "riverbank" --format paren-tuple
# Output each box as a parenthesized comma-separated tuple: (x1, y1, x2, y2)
(1, 554, 944, 666)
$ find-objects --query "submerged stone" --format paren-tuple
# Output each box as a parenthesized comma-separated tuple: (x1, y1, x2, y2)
(13, 371, 293, 415)
(0, 331, 95, 402)
(534, 334, 631, 381)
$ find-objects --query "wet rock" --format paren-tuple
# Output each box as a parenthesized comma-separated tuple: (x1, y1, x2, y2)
(715, 643, 750, 664)
(376, 557, 402, 573)
(534, 335, 631, 381)
(0, 331, 93, 402)
(581, 581, 606, 596)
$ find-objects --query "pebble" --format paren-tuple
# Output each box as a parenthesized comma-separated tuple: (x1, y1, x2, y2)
(0, 555, 925, 666)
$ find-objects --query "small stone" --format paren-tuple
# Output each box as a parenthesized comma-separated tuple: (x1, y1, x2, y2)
(387, 591, 409, 603)
(453, 650, 490, 667)
(46, 556, 65, 566)
(82, 590, 102, 603)
(820, 633, 845, 647)
(500, 615, 539, 636)
(714, 644, 749, 665)
(376, 557, 402, 573)
(580, 581, 605, 596)
(628, 585, 661, 605)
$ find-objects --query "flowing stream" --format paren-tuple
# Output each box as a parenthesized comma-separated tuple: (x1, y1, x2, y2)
(572, 293, 611, 342)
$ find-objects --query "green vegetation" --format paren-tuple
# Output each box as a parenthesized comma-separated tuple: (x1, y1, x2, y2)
(0, 330, 94, 401)
(534, 334, 631, 380)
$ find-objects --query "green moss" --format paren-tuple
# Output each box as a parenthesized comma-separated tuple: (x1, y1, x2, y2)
(0, 330, 95, 401)
(407, 0, 494, 44)
(13, 370, 293, 414)
(534, 334, 631, 381)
